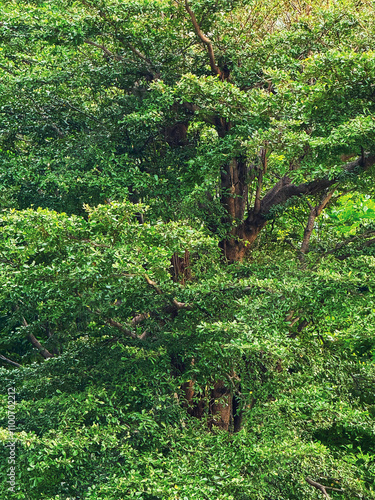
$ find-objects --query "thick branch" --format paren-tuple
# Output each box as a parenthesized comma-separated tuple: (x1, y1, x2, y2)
(27, 334, 54, 359)
(105, 317, 138, 339)
(184, 0, 222, 77)
(144, 274, 163, 294)
(323, 230, 375, 259)
(22, 318, 54, 359)
(260, 154, 375, 216)
(0, 355, 22, 368)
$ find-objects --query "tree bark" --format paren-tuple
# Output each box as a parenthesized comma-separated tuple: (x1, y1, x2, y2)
(220, 154, 375, 261)
(220, 158, 264, 261)
(27, 333, 54, 359)
(171, 250, 191, 284)
(22, 318, 54, 359)
(0, 355, 22, 368)
(209, 380, 232, 430)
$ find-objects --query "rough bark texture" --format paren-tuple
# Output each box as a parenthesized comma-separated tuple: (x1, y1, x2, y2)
(221, 155, 375, 261)
(209, 380, 232, 430)
(219, 158, 265, 261)
(171, 250, 191, 284)
(182, 378, 234, 431)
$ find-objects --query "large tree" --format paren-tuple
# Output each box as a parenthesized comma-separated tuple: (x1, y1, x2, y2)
(1, 0, 375, 259)
(1, 3, 375, 499)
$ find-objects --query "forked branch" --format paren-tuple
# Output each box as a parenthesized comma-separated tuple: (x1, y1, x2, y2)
(306, 477, 344, 498)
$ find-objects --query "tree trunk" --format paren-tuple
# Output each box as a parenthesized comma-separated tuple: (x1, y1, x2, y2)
(182, 378, 233, 431)
(219, 155, 375, 262)
(221, 214, 268, 261)
(171, 250, 191, 284)
(209, 380, 232, 431)
(220, 156, 268, 261)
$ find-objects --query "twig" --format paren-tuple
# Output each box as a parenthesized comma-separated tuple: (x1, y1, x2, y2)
(65, 234, 110, 248)
(84, 39, 123, 61)
(306, 478, 331, 499)
(144, 274, 192, 309)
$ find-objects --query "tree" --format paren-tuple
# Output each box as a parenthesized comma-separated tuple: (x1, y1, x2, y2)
(1, 1, 375, 499)
(1, 0, 375, 259)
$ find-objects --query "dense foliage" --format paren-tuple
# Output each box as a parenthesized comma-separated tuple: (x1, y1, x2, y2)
(0, 0, 374, 499)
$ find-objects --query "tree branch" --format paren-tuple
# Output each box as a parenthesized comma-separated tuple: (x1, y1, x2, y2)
(22, 318, 54, 359)
(144, 274, 163, 294)
(105, 317, 138, 339)
(335, 237, 375, 260)
(254, 169, 263, 214)
(254, 148, 267, 213)
(324, 230, 375, 259)
(131, 313, 149, 326)
(305, 478, 331, 499)
(86, 308, 139, 339)
(84, 39, 123, 61)
(300, 190, 334, 255)
(127, 41, 154, 66)
(184, 0, 222, 77)
(144, 274, 192, 310)
(172, 298, 193, 310)
(81, 2, 158, 77)
(27, 334, 54, 359)
(0, 355, 22, 368)
(260, 154, 375, 216)
(54, 97, 102, 123)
